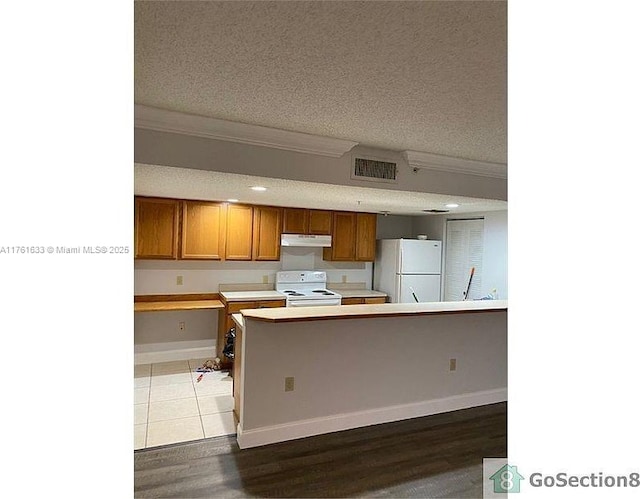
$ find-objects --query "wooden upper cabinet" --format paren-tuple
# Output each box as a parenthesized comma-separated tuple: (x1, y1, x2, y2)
(135, 197, 179, 259)
(225, 204, 253, 260)
(282, 208, 308, 234)
(323, 211, 357, 261)
(180, 201, 226, 260)
(308, 210, 332, 235)
(283, 208, 332, 235)
(134, 196, 373, 262)
(355, 213, 377, 261)
(252, 206, 282, 261)
(323, 211, 377, 261)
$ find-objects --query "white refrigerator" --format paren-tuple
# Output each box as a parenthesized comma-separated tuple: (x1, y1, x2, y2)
(373, 239, 442, 303)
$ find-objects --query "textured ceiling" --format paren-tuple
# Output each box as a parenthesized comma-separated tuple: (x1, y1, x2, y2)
(135, 164, 507, 216)
(135, 0, 507, 164)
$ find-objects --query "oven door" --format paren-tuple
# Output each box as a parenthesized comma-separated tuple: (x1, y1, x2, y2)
(287, 298, 342, 307)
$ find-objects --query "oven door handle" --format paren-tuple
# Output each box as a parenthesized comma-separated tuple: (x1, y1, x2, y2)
(287, 299, 342, 307)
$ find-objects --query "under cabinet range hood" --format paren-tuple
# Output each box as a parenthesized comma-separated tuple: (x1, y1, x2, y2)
(280, 234, 332, 247)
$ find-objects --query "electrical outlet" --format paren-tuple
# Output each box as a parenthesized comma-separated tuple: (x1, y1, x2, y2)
(284, 377, 295, 392)
(449, 358, 457, 371)
(342, 275, 347, 283)
(179, 322, 185, 331)
(176, 275, 183, 285)
(262, 275, 269, 284)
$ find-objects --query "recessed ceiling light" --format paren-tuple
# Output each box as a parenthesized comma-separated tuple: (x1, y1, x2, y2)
(251, 186, 267, 192)
(445, 203, 459, 208)
(227, 198, 239, 203)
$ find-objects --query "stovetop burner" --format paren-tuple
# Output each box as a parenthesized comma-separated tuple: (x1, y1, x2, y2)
(282, 290, 335, 296)
(275, 271, 342, 305)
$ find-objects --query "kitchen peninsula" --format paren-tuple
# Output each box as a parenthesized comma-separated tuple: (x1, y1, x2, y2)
(232, 299, 507, 449)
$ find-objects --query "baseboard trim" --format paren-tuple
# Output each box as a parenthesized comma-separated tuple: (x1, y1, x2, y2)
(237, 388, 506, 449)
(134, 340, 216, 365)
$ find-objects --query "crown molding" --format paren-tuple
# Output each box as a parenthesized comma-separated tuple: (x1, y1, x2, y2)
(402, 150, 507, 179)
(134, 105, 358, 158)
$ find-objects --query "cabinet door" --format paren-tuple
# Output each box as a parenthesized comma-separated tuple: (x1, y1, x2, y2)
(282, 208, 308, 234)
(364, 297, 386, 304)
(252, 206, 282, 261)
(308, 210, 332, 235)
(134, 197, 179, 259)
(225, 204, 253, 260)
(256, 299, 286, 308)
(323, 211, 357, 261)
(180, 201, 226, 259)
(226, 301, 258, 314)
(355, 213, 377, 261)
(341, 298, 364, 305)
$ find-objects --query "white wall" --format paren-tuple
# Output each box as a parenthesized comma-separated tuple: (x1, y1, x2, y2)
(239, 310, 507, 447)
(134, 260, 282, 295)
(411, 215, 447, 240)
(480, 210, 508, 299)
(134, 309, 217, 345)
(135, 129, 508, 201)
(412, 210, 508, 299)
(134, 250, 372, 296)
(376, 214, 414, 239)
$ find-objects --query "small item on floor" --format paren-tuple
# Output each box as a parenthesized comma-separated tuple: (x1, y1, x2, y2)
(195, 359, 218, 372)
(196, 373, 204, 383)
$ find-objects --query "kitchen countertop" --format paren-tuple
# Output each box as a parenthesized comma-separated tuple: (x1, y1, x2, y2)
(329, 289, 387, 299)
(241, 300, 507, 322)
(220, 290, 286, 302)
(134, 293, 224, 312)
(134, 300, 224, 312)
(220, 289, 387, 301)
(231, 313, 245, 329)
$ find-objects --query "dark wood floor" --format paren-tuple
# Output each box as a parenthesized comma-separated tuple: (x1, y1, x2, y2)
(134, 402, 506, 498)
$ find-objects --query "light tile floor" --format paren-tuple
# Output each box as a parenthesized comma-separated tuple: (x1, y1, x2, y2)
(134, 359, 237, 450)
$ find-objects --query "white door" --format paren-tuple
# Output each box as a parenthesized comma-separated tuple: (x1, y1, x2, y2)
(444, 218, 484, 301)
(399, 240, 442, 274)
(398, 274, 441, 303)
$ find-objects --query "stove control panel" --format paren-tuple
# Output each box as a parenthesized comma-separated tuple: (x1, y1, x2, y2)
(276, 271, 327, 284)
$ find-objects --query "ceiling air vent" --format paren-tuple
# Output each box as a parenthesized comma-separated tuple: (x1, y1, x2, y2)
(422, 209, 450, 213)
(351, 156, 397, 183)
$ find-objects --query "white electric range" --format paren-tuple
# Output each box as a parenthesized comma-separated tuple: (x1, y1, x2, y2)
(275, 271, 342, 307)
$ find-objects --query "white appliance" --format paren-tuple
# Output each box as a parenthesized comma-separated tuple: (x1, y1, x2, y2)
(275, 271, 342, 307)
(373, 239, 442, 303)
(280, 234, 332, 247)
